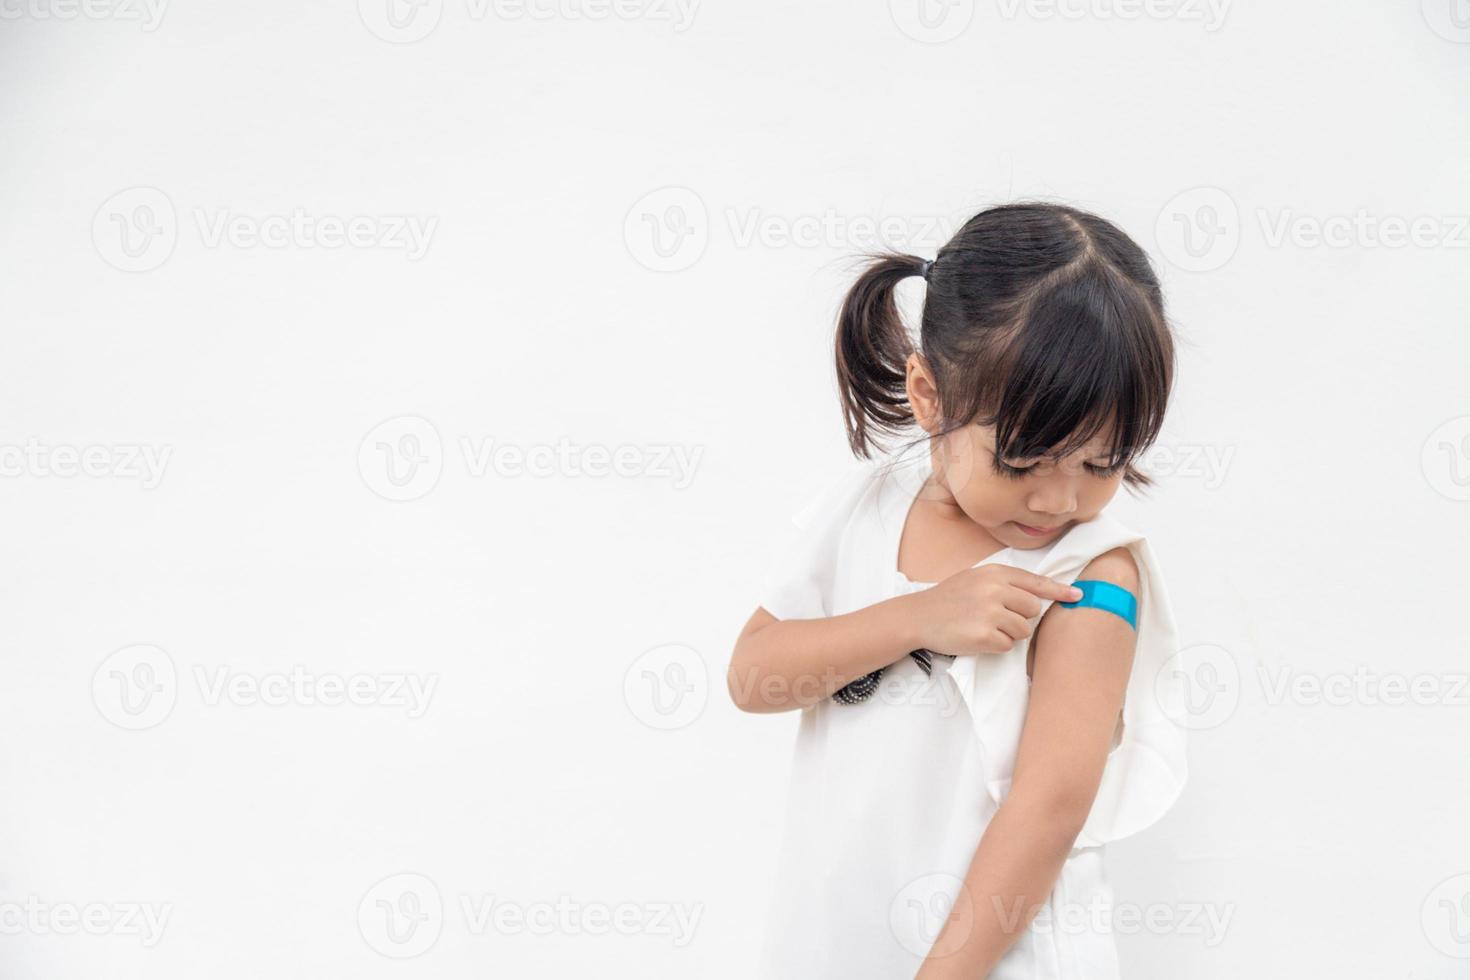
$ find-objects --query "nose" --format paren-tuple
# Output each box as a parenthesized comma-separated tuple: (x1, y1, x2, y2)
(1026, 480, 1077, 518)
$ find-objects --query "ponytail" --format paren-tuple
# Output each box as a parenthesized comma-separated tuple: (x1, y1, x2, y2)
(834, 253, 929, 458)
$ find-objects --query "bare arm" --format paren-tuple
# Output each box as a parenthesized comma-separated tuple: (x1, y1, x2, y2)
(727, 566, 1085, 714)
(915, 546, 1142, 977)
(726, 597, 923, 713)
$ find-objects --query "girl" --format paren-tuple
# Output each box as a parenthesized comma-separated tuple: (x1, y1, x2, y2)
(728, 203, 1189, 978)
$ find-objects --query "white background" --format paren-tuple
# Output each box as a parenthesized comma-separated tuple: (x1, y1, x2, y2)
(2, 1, 1468, 977)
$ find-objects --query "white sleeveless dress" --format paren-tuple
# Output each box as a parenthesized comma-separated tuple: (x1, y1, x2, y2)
(753, 453, 1189, 979)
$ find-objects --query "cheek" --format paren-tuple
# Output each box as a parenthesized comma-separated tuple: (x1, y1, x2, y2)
(1079, 474, 1125, 512)
(954, 470, 1021, 519)
(934, 430, 982, 495)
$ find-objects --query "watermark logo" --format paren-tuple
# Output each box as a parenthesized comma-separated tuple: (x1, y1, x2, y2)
(624, 187, 708, 272)
(1156, 642, 1238, 730)
(626, 190, 965, 272)
(1422, 415, 1470, 502)
(359, 873, 444, 958)
(358, 418, 705, 501)
(1422, 0, 1470, 42)
(727, 661, 966, 715)
(1423, 873, 1470, 957)
(359, 877, 702, 948)
(889, 872, 972, 958)
(890, 872, 1232, 957)
(1158, 190, 1470, 271)
(889, 0, 974, 42)
(93, 188, 438, 271)
(358, 0, 443, 42)
(623, 644, 707, 730)
(94, 646, 439, 728)
(92, 187, 177, 273)
(358, 416, 444, 502)
(1155, 186, 1239, 273)
(92, 644, 178, 731)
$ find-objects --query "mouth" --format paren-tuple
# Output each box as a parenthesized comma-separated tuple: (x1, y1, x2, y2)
(1014, 521, 1067, 537)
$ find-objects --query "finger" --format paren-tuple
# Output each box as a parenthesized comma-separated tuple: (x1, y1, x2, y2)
(994, 609, 1035, 643)
(982, 628, 1020, 654)
(1000, 587, 1045, 620)
(1005, 569, 1084, 603)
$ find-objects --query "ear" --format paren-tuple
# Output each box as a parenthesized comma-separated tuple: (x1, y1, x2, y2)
(905, 352, 943, 434)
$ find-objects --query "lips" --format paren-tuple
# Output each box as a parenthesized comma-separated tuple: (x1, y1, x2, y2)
(1015, 522, 1064, 536)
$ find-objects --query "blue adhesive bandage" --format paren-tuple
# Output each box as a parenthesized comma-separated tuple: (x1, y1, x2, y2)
(1059, 579, 1138, 630)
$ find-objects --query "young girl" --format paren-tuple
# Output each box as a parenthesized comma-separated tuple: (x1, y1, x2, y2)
(728, 203, 1189, 979)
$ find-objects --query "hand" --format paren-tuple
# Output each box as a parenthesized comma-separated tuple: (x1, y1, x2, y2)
(906, 565, 1084, 657)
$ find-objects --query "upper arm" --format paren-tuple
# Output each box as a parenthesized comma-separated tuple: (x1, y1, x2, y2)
(1009, 546, 1142, 820)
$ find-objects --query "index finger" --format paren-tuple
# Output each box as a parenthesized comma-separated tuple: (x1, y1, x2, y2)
(997, 567, 1084, 603)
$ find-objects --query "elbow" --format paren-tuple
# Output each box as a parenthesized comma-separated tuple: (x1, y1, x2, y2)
(726, 650, 771, 713)
(727, 667, 794, 714)
(726, 648, 802, 714)
(727, 611, 789, 713)
(726, 657, 758, 713)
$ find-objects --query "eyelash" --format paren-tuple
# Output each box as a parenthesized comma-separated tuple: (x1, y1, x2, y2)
(994, 461, 1125, 480)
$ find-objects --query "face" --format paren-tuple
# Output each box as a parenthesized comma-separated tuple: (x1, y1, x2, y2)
(906, 354, 1129, 550)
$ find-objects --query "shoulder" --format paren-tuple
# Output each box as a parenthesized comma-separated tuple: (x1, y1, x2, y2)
(1077, 545, 1140, 593)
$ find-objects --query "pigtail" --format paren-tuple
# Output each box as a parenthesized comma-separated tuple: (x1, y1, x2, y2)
(835, 253, 928, 458)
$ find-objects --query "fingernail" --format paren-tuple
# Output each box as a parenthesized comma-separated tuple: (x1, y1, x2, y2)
(1068, 587, 1083, 599)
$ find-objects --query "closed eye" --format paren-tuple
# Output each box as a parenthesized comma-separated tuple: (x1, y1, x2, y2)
(994, 460, 1035, 480)
(994, 459, 1125, 479)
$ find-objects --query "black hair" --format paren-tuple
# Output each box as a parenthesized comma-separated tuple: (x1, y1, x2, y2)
(834, 202, 1174, 490)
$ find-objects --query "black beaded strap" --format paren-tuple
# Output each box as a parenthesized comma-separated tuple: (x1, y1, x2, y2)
(832, 649, 953, 704)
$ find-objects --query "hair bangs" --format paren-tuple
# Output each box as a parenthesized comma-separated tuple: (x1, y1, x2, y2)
(968, 267, 1169, 472)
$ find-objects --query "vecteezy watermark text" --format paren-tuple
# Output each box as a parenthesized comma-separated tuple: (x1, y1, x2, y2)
(92, 644, 440, 731)
(997, 0, 1229, 30)
(0, 0, 167, 29)
(624, 187, 961, 272)
(358, 416, 705, 502)
(459, 438, 701, 486)
(1156, 187, 1470, 272)
(0, 440, 171, 489)
(193, 665, 438, 716)
(1258, 664, 1470, 708)
(357, 873, 703, 958)
(357, 0, 699, 44)
(93, 187, 437, 272)
(0, 897, 172, 946)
